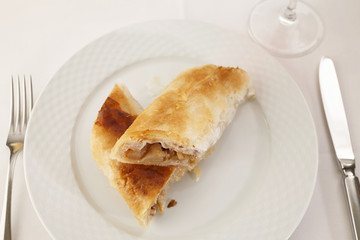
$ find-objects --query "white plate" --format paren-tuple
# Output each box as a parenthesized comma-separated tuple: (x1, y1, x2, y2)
(24, 20, 318, 240)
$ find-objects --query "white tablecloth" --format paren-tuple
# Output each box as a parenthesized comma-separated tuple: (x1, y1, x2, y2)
(0, 0, 359, 239)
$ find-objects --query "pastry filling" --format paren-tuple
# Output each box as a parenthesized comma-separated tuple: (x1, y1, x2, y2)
(192, 166, 202, 182)
(125, 143, 196, 167)
(149, 205, 157, 217)
(156, 188, 167, 213)
(146, 164, 188, 221)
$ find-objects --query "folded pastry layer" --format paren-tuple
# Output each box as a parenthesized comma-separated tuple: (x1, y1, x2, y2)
(90, 84, 186, 226)
(111, 64, 254, 169)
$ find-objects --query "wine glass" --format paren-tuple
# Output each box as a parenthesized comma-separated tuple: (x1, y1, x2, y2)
(248, 0, 324, 57)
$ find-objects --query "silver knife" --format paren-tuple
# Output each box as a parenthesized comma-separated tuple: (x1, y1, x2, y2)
(319, 56, 360, 240)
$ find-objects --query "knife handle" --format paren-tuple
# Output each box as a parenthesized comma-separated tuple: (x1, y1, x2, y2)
(343, 167, 360, 240)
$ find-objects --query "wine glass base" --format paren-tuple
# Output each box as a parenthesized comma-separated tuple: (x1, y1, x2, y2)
(248, 0, 324, 57)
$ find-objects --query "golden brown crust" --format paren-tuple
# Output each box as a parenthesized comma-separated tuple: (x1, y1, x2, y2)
(117, 164, 175, 197)
(111, 64, 252, 168)
(95, 97, 137, 138)
(90, 84, 177, 226)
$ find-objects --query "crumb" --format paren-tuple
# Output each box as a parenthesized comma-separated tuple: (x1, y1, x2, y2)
(246, 88, 256, 100)
(167, 199, 177, 208)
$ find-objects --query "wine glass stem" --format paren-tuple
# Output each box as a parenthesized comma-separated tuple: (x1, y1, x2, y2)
(280, 0, 298, 24)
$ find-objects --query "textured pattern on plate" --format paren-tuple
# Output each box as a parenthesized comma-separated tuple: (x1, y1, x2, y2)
(24, 20, 317, 239)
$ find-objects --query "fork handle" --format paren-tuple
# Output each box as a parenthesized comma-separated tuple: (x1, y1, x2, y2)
(0, 152, 18, 240)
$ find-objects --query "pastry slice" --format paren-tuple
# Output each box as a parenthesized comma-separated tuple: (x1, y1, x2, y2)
(111, 64, 254, 169)
(90, 84, 186, 226)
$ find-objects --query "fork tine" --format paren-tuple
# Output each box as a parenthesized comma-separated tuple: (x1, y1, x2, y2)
(8, 75, 33, 134)
(23, 75, 28, 129)
(17, 75, 23, 132)
(24, 76, 33, 126)
(9, 76, 15, 132)
(30, 75, 33, 110)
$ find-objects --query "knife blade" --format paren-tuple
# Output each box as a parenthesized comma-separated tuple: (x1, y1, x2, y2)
(319, 56, 360, 240)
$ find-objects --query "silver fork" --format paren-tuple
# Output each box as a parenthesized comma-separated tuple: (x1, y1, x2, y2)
(0, 76, 33, 240)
